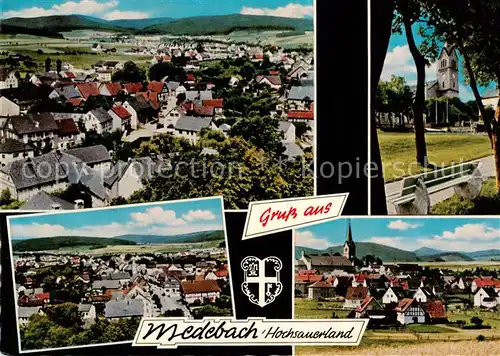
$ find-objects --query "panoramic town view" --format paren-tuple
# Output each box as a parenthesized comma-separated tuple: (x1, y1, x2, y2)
(373, 1, 500, 216)
(294, 217, 500, 355)
(0, 0, 314, 210)
(8, 198, 232, 352)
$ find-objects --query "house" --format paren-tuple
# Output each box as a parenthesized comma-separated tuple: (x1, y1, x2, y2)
(99, 82, 123, 97)
(298, 251, 355, 273)
(2, 113, 59, 144)
(256, 75, 282, 90)
(104, 156, 166, 200)
(49, 85, 81, 101)
(123, 96, 155, 128)
(104, 299, 144, 319)
(85, 108, 114, 133)
(413, 287, 434, 303)
(185, 90, 212, 102)
(174, 116, 216, 143)
(229, 77, 240, 87)
(148, 81, 169, 102)
(78, 304, 96, 320)
(202, 99, 224, 117)
(76, 83, 100, 100)
(55, 118, 83, 150)
(471, 277, 500, 293)
(382, 286, 407, 305)
(422, 300, 447, 323)
(344, 286, 369, 308)
(18, 306, 43, 326)
(287, 110, 314, 123)
(124, 82, 144, 95)
(307, 280, 335, 300)
(35, 292, 50, 304)
(96, 71, 112, 82)
(0, 96, 20, 117)
(286, 86, 315, 110)
(355, 296, 383, 318)
(20, 191, 76, 210)
(395, 298, 426, 325)
(278, 121, 296, 143)
(91, 43, 103, 52)
(108, 105, 132, 132)
(0, 139, 34, 167)
(0, 69, 19, 89)
(180, 280, 221, 305)
(64, 145, 111, 172)
(474, 287, 500, 308)
(92, 280, 122, 292)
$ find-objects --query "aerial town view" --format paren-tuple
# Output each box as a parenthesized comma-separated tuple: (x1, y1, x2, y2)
(294, 217, 500, 355)
(0, 0, 314, 210)
(7, 197, 232, 352)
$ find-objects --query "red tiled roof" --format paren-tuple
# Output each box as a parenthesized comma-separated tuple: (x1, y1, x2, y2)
(181, 280, 221, 294)
(186, 73, 196, 81)
(56, 118, 79, 136)
(345, 286, 369, 300)
(287, 110, 314, 120)
(194, 105, 214, 117)
(474, 278, 500, 288)
(65, 72, 76, 79)
(124, 82, 143, 94)
(423, 300, 446, 319)
(254, 54, 264, 59)
(295, 274, 323, 283)
(308, 281, 334, 288)
(35, 292, 50, 300)
(76, 83, 100, 99)
(148, 81, 165, 93)
(111, 105, 131, 120)
(102, 82, 123, 96)
(355, 296, 375, 313)
(215, 269, 229, 277)
(202, 99, 223, 108)
(395, 298, 415, 312)
(256, 75, 281, 86)
(67, 98, 84, 107)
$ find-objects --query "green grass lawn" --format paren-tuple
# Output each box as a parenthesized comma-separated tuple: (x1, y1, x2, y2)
(430, 178, 500, 214)
(448, 309, 500, 329)
(378, 131, 492, 182)
(294, 299, 350, 319)
(407, 324, 456, 333)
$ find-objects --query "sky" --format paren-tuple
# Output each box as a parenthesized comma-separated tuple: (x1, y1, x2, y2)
(1, 0, 314, 20)
(8, 198, 225, 240)
(295, 217, 500, 253)
(381, 25, 496, 102)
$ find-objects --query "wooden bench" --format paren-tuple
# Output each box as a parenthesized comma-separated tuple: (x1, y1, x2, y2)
(387, 162, 483, 214)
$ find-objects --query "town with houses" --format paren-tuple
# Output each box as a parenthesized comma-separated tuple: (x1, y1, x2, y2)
(0, 36, 314, 209)
(14, 246, 231, 345)
(295, 221, 500, 333)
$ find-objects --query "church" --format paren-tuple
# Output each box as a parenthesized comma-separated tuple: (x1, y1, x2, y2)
(425, 43, 460, 99)
(298, 220, 357, 273)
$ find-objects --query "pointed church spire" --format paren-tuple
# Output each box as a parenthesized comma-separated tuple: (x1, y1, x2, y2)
(346, 218, 353, 242)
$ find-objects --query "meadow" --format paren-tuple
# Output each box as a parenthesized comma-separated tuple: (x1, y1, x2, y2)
(378, 131, 492, 182)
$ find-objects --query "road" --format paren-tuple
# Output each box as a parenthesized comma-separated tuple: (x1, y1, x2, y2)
(385, 155, 495, 214)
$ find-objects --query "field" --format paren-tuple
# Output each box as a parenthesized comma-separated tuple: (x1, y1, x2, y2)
(294, 299, 500, 352)
(378, 131, 492, 182)
(26, 240, 224, 256)
(417, 260, 500, 271)
(295, 340, 500, 355)
(211, 30, 313, 48)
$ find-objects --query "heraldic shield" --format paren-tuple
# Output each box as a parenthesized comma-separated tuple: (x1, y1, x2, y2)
(241, 256, 283, 307)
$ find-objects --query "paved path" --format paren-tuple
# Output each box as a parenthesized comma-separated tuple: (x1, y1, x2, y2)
(385, 155, 495, 214)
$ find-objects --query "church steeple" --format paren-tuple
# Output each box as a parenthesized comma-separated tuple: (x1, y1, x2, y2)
(343, 219, 356, 261)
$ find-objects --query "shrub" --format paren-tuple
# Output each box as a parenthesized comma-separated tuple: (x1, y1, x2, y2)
(477, 334, 485, 341)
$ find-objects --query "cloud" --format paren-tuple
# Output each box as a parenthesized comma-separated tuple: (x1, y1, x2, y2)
(103, 10, 148, 20)
(240, 3, 313, 19)
(2, 1, 149, 20)
(10, 223, 68, 238)
(130, 207, 177, 226)
(381, 44, 436, 84)
(10, 222, 132, 238)
(433, 223, 500, 241)
(295, 230, 330, 250)
(146, 223, 224, 236)
(361, 237, 406, 250)
(415, 238, 500, 252)
(182, 210, 216, 222)
(388, 220, 421, 230)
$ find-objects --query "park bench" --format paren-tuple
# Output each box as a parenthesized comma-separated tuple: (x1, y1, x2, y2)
(386, 161, 483, 214)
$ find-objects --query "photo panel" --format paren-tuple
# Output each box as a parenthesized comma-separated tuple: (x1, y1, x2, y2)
(293, 216, 500, 355)
(5, 197, 235, 354)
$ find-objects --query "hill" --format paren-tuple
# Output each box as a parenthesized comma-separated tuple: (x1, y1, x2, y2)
(414, 247, 445, 257)
(108, 17, 175, 29)
(139, 14, 314, 35)
(295, 242, 419, 262)
(1, 15, 130, 33)
(116, 230, 225, 244)
(422, 252, 475, 262)
(465, 249, 500, 260)
(12, 236, 136, 252)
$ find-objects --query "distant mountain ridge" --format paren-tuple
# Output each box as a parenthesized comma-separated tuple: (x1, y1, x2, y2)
(1, 14, 313, 36)
(12, 230, 224, 251)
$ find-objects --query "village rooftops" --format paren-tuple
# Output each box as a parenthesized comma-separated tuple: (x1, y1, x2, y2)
(303, 254, 353, 267)
(0, 139, 33, 154)
(180, 280, 221, 294)
(76, 83, 100, 99)
(56, 118, 80, 136)
(18, 306, 42, 319)
(346, 286, 369, 300)
(20, 191, 74, 210)
(92, 280, 121, 290)
(127, 95, 151, 111)
(104, 299, 143, 318)
(103, 156, 167, 187)
(5, 113, 58, 135)
(78, 304, 92, 313)
(256, 75, 282, 86)
(124, 82, 144, 94)
(90, 108, 113, 124)
(185, 90, 212, 102)
(395, 298, 416, 312)
(287, 86, 315, 101)
(308, 281, 334, 289)
(111, 105, 132, 120)
(422, 300, 446, 319)
(64, 145, 110, 165)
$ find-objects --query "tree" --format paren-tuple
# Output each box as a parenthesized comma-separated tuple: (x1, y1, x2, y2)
(45, 57, 51, 72)
(56, 59, 62, 73)
(112, 61, 146, 83)
(471, 317, 483, 326)
(0, 188, 12, 204)
(163, 308, 184, 317)
(229, 116, 284, 156)
(149, 62, 186, 82)
(394, 0, 429, 166)
(45, 302, 82, 329)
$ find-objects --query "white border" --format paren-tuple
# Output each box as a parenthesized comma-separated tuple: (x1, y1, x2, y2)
(6, 196, 236, 354)
(367, 0, 372, 215)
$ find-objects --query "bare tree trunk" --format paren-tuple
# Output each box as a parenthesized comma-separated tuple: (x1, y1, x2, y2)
(370, 0, 395, 214)
(403, 16, 428, 167)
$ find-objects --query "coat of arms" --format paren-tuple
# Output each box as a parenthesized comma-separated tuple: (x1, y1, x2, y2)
(241, 256, 283, 307)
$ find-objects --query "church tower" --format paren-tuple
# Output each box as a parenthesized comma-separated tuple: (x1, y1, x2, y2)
(436, 42, 459, 98)
(343, 219, 356, 261)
